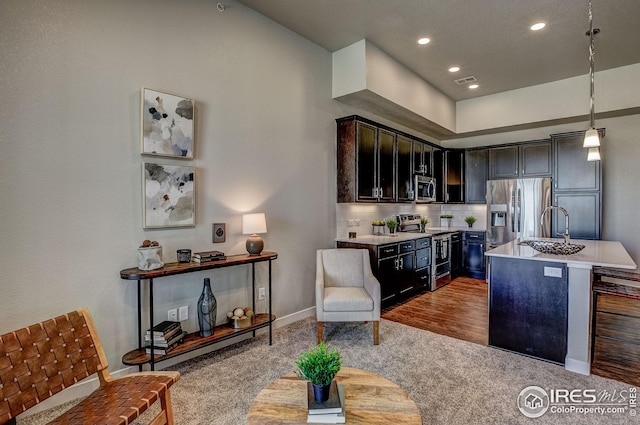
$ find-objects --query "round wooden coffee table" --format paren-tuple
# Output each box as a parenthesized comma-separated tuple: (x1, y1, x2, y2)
(247, 367, 422, 424)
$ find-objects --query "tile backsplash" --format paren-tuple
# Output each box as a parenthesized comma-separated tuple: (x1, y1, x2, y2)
(336, 203, 487, 238)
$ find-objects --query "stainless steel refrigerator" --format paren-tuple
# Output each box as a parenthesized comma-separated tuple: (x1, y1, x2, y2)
(486, 178, 552, 248)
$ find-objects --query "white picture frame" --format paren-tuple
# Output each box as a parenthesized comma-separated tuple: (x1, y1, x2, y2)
(143, 163, 195, 228)
(141, 88, 194, 159)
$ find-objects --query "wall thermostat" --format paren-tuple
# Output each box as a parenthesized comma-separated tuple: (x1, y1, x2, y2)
(212, 223, 225, 243)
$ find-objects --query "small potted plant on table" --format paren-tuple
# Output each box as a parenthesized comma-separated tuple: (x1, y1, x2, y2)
(465, 216, 477, 228)
(295, 342, 343, 403)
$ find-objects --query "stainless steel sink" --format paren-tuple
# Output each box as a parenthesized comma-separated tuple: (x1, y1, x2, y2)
(519, 240, 585, 255)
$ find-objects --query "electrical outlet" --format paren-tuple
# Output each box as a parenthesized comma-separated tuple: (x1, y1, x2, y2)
(258, 287, 266, 300)
(179, 305, 188, 321)
(168, 308, 178, 321)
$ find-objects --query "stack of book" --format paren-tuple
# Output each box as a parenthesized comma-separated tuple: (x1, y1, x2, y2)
(306, 381, 345, 424)
(192, 250, 226, 263)
(144, 321, 187, 355)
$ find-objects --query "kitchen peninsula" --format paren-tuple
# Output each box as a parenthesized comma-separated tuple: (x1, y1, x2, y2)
(486, 238, 636, 375)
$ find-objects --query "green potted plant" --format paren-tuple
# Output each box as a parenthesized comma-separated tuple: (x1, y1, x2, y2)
(440, 214, 453, 228)
(295, 342, 343, 403)
(420, 217, 429, 233)
(385, 218, 398, 234)
(464, 216, 477, 228)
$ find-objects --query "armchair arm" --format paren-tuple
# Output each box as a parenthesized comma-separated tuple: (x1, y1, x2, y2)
(362, 253, 381, 318)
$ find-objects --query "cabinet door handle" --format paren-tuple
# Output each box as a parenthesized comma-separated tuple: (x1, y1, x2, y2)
(399, 258, 404, 268)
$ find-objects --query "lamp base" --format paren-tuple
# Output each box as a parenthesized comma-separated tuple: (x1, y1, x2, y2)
(246, 234, 264, 256)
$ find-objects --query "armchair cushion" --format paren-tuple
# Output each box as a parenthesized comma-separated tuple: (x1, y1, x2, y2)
(323, 287, 374, 312)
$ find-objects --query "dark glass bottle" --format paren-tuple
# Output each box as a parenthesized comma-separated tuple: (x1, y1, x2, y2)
(197, 278, 217, 337)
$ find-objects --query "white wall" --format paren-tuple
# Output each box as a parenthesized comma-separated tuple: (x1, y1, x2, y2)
(0, 0, 345, 370)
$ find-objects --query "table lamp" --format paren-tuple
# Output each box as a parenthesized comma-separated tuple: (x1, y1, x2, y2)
(242, 213, 267, 255)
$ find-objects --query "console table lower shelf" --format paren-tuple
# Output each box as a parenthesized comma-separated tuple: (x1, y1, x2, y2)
(122, 313, 275, 366)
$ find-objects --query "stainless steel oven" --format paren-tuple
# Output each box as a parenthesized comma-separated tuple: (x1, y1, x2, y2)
(432, 233, 452, 290)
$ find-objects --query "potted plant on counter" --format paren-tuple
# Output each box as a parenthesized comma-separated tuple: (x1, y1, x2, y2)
(465, 216, 477, 228)
(295, 342, 343, 403)
(420, 217, 429, 233)
(385, 218, 398, 234)
(440, 215, 453, 228)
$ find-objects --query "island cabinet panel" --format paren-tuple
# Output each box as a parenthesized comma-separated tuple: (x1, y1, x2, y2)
(488, 256, 568, 364)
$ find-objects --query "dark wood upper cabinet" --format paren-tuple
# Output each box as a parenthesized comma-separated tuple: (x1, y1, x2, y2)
(413, 141, 432, 176)
(553, 131, 602, 192)
(551, 130, 603, 240)
(489, 140, 551, 179)
(397, 135, 414, 202)
(445, 150, 465, 203)
(465, 148, 488, 204)
(337, 115, 442, 203)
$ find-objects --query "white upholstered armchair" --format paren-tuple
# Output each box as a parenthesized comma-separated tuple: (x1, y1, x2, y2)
(316, 248, 381, 345)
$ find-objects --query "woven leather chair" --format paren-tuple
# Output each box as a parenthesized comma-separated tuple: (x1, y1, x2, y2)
(0, 307, 180, 425)
(316, 249, 381, 345)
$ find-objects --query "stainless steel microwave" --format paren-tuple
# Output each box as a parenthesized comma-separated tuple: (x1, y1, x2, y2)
(415, 175, 436, 203)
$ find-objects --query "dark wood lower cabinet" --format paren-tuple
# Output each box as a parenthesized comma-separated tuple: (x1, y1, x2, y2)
(488, 256, 568, 364)
(337, 238, 430, 308)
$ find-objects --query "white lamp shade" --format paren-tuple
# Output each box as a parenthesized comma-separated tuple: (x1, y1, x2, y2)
(242, 213, 267, 235)
(587, 147, 601, 161)
(583, 128, 600, 147)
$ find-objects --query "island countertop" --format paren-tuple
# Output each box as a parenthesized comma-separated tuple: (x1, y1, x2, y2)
(485, 237, 637, 270)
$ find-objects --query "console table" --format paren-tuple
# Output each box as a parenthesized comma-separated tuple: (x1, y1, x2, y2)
(120, 251, 277, 370)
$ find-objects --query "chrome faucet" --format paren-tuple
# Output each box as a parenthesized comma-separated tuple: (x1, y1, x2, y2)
(541, 206, 571, 245)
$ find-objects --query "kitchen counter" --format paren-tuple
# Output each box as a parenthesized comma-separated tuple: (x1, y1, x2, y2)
(336, 227, 478, 245)
(485, 237, 637, 376)
(485, 237, 637, 269)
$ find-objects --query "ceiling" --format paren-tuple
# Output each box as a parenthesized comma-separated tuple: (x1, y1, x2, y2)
(236, 0, 640, 102)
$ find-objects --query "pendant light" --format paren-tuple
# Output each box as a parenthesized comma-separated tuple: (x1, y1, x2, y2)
(584, 0, 601, 160)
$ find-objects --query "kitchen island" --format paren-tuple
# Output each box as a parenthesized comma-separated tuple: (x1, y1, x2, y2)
(485, 238, 637, 375)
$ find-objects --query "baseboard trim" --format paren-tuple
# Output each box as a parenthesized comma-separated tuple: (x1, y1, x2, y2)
(565, 357, 591, 375)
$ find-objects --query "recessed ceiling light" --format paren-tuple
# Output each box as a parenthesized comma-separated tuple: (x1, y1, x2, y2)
(531, 22, 546, 31)
(417, 37, 430, 45)
(449, 66, 460, 73)
(469, 84, 479, 89)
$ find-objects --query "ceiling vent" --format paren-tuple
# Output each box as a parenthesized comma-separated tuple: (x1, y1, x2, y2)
(454, 76, 477, 85)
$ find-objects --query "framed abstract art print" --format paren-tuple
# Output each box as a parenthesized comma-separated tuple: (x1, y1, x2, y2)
(141, 88, 194, 159)
(143, 163, 195, 228)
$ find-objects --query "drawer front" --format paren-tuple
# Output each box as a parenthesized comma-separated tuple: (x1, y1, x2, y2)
(450, 232, 461, 242)
(399, 240, 415, 254)
(415, 247, 431, 269)
(464, 231, 486, 241)
(378, 244, 399, 259)
(415, 268, 431, 289)
(415, 237, 431, 249)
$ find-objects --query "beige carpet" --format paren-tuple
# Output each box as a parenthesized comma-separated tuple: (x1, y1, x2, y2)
(19, 318, 637, 424)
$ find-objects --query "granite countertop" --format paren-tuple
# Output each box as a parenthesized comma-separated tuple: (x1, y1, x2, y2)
(485, 237, 637, 270)
(336, 227, 485, 246)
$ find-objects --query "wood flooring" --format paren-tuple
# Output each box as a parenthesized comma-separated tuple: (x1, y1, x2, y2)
(382, 276, 640, 387)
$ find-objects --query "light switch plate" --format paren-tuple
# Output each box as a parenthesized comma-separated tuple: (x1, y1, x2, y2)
(544, 266, 563, 278)
(212, 223, 226, 243)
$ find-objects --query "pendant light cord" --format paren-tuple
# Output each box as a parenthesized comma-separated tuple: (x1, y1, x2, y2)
(588, 0, 596, 129)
